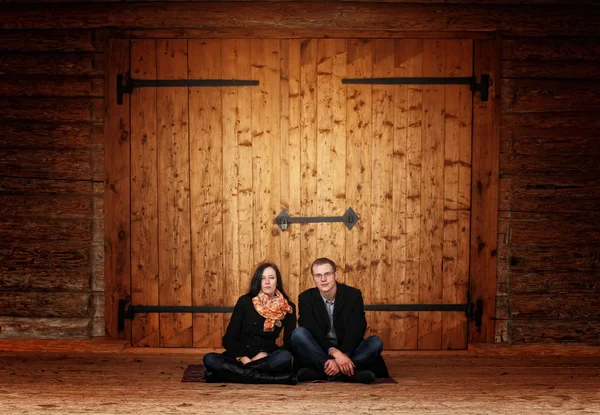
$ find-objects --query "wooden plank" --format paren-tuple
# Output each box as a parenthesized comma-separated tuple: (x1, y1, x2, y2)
(508, 212, 600, 245)
(117, 28, 496, 40)
(0, 218, 91, 243)
(502, 111, 600, 129)
(0, 121, 100, 149)
(345, 39, 372, 323)
(0, 76, 103, 97)
(502, 60, 600, 79)
(0, 317, 90, 339)
(0, 292, 89, 318)
(470, 38, 501, 344)
(279, 39, 302, 303)
(502, 38, 600, 61)
(0, 97, 96, 121)
(251, 39, 281, 265)
(5, 350, 600, 412)
(189, 39, 223, 348)
(509, 271, 600, 295)
(0, 52, 102, 76)
(501, 79, 600, 113)
(509, 294, 600, 320)
(299, 39, 318, 293)
(0, 30, 99, 52)
(507, 244, 600, 273)
(2, 3, 599, 36)
(0, 195, 93, 219)
(0, 177, 95, 196)
(0, 149, 94, 180)
(393, 39, 424, 349)
(221, 39, 252, 314)
(156, 39, 192, 348)
(103, 38, 130, 341)
(418, 39, 445, 350)
(130, 39, 159, 348)
(509, 319, 600, 343)
(369, 39, 395, 346)
(500, 176, 600, 213)
(0, 243, 89, 270)
(442, 39, 472, 350)
(501, 127, 600, 155)
(316, 39, 346, 263)
(0, 268, 89, 292)
(500, 151, 600, 177)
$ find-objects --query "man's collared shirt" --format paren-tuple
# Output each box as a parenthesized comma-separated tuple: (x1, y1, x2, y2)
(321, 294, 337, 352)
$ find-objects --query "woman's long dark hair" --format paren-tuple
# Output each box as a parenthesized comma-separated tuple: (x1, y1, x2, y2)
(248, 263, 290, 300)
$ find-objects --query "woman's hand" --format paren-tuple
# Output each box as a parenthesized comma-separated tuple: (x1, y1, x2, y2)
(251, 352, 268, 361)
(239, 356, 252, 365)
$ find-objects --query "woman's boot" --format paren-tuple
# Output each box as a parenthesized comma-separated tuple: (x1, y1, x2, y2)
(217, 361, 297, 385)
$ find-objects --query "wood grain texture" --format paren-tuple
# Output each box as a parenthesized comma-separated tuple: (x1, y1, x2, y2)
(130, 39, 159, 347)
(279, 39, 302, 304)
(345, 39, 373, 328)
(189, 39, 224, 347)
(1, 349, 600, 413)
(0, 76, 103, 97)
(0, 97, 99, 121)
(0, 30, 101, 52)
(103, 38, 130, 340)
(442, 39, 472, 350)
(251, 39, 281, 265)
(156, 39, 192, 347)
(221, 39, 253, 311)
(502, 79, 600, 113)
(0, 52, 102, 76)
(417, 39, 445, 350)
(117, 28, 496, 40)
(369, 39, 395, 346)
(0, 318, 90, 339)
(299, 39, 318, 294)
(0, 268, 89, 292)
(469, 38, 500, 344)
(0, 149, 95, 180)
(0, 121, 101, 149)
(2, 2, 599, 36)
(0, 292, 89, 317)
(393, 39, 424, 349)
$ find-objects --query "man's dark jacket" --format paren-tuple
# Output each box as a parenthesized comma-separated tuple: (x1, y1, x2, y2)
(297, 283, 389, 378)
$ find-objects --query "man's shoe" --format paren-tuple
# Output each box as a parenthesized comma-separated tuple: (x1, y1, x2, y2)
(297, 368, 326, 382)
(342, 369, 376, 384)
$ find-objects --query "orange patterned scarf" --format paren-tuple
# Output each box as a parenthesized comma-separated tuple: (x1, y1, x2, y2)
(252, 290, 293, 332)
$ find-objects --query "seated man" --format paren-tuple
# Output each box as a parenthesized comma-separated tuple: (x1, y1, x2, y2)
(291, 257, 389, 384)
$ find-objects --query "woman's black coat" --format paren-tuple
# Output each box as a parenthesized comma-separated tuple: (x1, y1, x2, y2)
(222, 293, 296, 358)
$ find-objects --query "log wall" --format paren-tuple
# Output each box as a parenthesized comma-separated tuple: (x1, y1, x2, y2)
(0, 1, 598, 343)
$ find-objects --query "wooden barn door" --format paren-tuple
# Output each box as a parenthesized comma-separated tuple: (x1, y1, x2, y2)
(122, 38, 473, 349)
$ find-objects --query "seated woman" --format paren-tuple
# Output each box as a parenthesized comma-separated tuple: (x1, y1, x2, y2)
(203, 263, 297, 384)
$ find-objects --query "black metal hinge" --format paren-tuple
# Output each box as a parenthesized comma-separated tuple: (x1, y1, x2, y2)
(116, 74, 259, 105)
(342, 75, 490, 101)
(274, 208, 360, 232)
(118, 300, 484, 331)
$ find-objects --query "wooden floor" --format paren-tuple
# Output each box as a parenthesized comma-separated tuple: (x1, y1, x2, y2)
(0, 340, 599, 414)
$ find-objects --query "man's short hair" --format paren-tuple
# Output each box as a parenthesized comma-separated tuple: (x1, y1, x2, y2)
(311, 257, 337, 274)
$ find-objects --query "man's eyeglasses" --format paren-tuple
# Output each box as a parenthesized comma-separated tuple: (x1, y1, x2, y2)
(312, 271, 335, 279)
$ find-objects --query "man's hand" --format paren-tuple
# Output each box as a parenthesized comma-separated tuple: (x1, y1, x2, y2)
(239, 356, 252, 365)
(324, 359, 340, 376)
(251, 352, 268, 361)
(330, 348, 355, 376)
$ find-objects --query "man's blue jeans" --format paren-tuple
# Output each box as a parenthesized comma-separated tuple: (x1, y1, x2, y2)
(291, 327, 383, 372)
